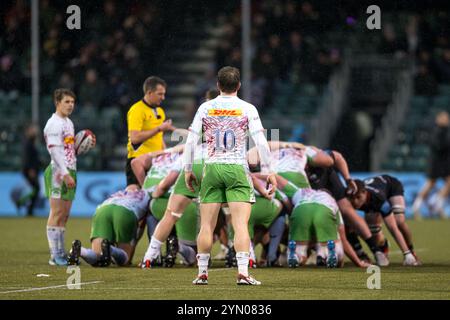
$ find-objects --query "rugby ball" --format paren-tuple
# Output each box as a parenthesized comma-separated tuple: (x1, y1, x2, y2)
(74, 129, 95, 155)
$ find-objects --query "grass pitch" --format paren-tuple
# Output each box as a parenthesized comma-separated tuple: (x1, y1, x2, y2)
(0, 218, 449, 300)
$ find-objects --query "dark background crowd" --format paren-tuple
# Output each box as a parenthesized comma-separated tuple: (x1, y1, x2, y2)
(0, 0, 449, 173)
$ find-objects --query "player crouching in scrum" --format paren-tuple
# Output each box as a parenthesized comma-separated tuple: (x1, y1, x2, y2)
(347, 176, 420, 266)
(67, 185, 149, 267)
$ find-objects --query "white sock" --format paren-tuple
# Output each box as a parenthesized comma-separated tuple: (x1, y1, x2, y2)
(412, 197, 423, 212)
(335, 242, 344, 262)
(110, 246, 128, 266)
(236, 251, 249, 277)
(58, 227, 66, 257)
(434, 195, 446, 213)
(317, 245, 327, 259)
(249, 242, 256, 261)
(47, 226, 63, 259)
(144, 236, 163, 261)
(197, 253, 210, 276)
(80, 247, 99, 265)
(295, 244, 307, 258)
(179, 242, 197, 265)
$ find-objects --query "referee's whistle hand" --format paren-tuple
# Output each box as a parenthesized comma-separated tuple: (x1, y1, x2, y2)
(160, 119, 177, 132)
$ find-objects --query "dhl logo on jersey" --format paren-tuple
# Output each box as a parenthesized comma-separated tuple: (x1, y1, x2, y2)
(208, 109, 242, 117)
(64, 136, 75, 144)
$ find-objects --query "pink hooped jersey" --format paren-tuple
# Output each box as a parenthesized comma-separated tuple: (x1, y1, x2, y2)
(43, 113, 76, 172)
(147, 152, 182, 180)
(98, 189, 149, 220)
(270, 147, 317, 174)
(183, 95, 273, 173)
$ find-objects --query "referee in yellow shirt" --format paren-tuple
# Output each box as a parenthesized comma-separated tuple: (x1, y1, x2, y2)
(126, 76, 176, 187)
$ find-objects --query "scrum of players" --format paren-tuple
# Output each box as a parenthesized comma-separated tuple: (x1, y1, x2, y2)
(66, 132, 421, 269)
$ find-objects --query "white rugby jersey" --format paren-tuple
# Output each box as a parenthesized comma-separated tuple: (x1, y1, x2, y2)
(43, 113, 76, 174)
(292, 188, 339, 216)
(271, 147, 317, 174)
(98, 189, 149, 220)
(183, 95, 273, 173)
(146, 152, 182, 179)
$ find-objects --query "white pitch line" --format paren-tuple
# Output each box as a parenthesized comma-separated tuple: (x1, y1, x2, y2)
(389, 248, 427, 256)
(207, 268, 232, 272)
(0, 281, 103, 294)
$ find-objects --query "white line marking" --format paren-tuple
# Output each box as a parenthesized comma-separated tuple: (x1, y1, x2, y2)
(0, 281, 103, 294)
(208, 268, 232, 272)
(389, 248, 427, 256)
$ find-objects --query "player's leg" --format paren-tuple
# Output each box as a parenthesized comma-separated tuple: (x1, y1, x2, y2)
(224, 164, 261, 284)
(382, 213, 417, 266)
(265, 200, 285, 266)
(193, 202, 221, 283)
(175, 202, 198, 266)
(110, 205, 138, 266)
(334, 240, 345, 267)
(144, 194, 191, 264)
(313, 205, 339, 268)
(68, 205, 106, 267)
(288, 204, 313, 267)
(86, 205, 116, 266)
(435, 176, 450, 219)
(413, 179, 436, 219)
(228, 201, 253, 276)
(364, 212, 386, 247)
(45, 164, 67, 265)
(390, 196, 415, 252)
(338, 197, 385, 264)
(47, 198, 69, 265)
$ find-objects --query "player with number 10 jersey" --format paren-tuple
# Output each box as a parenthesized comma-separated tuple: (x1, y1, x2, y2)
(184, 94, 273, 203)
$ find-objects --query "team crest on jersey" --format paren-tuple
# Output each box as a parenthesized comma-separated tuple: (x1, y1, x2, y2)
(208, 109, 242, 117)
(64, 136, 75, 144)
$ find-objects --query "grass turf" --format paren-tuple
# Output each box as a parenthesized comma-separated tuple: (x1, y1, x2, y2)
(0, 218, 449, 300)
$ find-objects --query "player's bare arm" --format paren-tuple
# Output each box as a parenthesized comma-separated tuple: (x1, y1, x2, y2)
(152, 171, 180, 198)
(331, 150, 357, 194)
(131, 154, 152, 186)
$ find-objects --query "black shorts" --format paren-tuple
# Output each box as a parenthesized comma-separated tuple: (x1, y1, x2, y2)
(125, 158, 139, 186)
(428, 158, 450, 179)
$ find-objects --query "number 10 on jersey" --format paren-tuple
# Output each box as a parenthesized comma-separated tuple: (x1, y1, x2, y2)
(214, 129, 236, 151)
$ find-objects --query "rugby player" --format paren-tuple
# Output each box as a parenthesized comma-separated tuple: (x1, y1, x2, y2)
(185, 66, 276, 285)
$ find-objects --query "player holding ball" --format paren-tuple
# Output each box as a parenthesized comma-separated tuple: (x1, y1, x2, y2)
(43, 88, 96, 266)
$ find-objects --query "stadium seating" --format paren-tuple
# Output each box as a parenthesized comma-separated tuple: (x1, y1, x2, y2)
(381, 93, 449, 172)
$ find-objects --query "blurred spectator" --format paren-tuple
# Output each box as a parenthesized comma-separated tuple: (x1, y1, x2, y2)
(414, 64, 438, 96)
(57, 72, 75, 91)
(378, 23, 407, 56)
(308, 50, 332, 85)
(413, 111, 450, 219)
(79, 69, 105, 108)
(20, 124, 42, 216)
(0, 54, 22, 99)
(435, 48, 450, 83)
